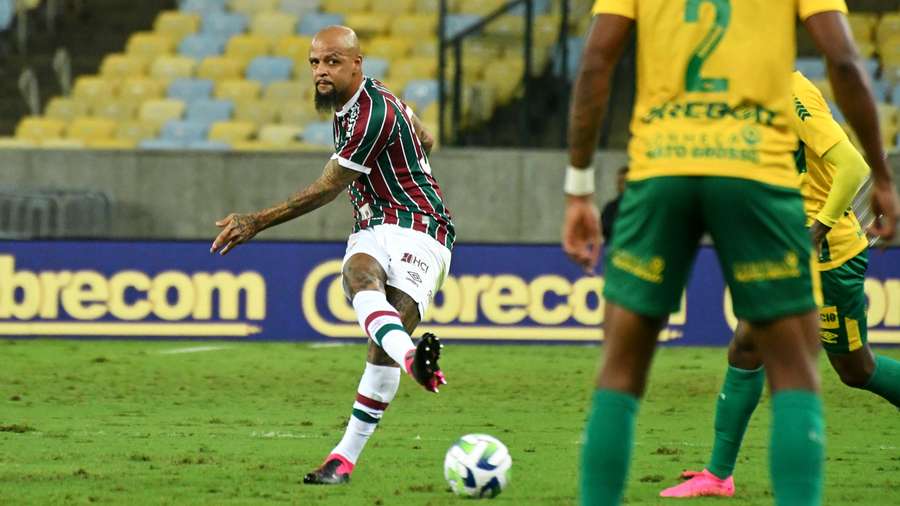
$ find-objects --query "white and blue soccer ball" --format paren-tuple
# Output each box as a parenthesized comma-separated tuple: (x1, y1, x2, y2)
(443, 434, 512, 499)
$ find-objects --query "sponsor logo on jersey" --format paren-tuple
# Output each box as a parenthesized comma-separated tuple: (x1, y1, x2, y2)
(401, 252, 429, 273)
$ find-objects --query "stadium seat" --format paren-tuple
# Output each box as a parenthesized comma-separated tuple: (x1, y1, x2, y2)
(118, 77, 165, 104)
(201, 11, 248, 39)
(297, 13, 343, 36)
(179, 33, 227, 60)
(847, 12, 878, 44)
(445, 14, 480, 39)
(209, 120, 256, 143)
(484, 15, 528, 38)
(186, 98, 234, 123)
(139, 99, 186, 127)
(321, 0, 369, 13)
(140, 138, 185, 150)
(180, 0, 227, 14)
(251, 11, 298, 41)
(150, 55, 197, 83)
(154, 11, 200, 43)
(345, 13, 391, 39)
(196, 56, 244, 80)
(226, 34, 270, 65)
(280, 0, 321, 18)
(229, 0, 279, 17)
(116, 120, 159, 144)
(99, 53, 147, 79)
(877, 13, 900, 46)
(410, 37, 439, 59)
(39, 138, 85, 149)
(0, 137, 34, 148)
(413, 0, 458, 13)
(365, 37, 413, 60)
(0, 0, 12, 32)
(87, 138, 138, 149)
(161, 119, 210, 142)
(246, 56, 294, 86)
(389, 15, 435, 39)
(126, 32, 175, 63)
(279, 101, 322, 126)
(390, 57, 438, 87)
(272, 35, 312, 61)
(15, 117, 66, 141)
(215, 79, 262, 101)
(188, 140, 232, 150)
(458, 0, 506, 15)
(301, 120, 333, 146)
(403, 80, 438, 111)
(44, 97, 90, 122)
(66, 117, 117, 143)
(370, 0, 413, 12)
(265, 80, 311, 101)
(234, 100, 281, 127)
(259, 124, 302, 144)
(168, 78, 214, 102)
(73, 76, 118, 106)
(483, 60, 524, 104)
(362, 57, 389, 80)
(92, 100, 139, 122)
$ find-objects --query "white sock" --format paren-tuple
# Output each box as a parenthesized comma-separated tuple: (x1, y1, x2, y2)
(331, 362, 401, 465)
(352, 290, 416, 372)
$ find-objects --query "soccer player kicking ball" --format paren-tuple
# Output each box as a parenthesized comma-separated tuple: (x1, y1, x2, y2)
(210, 26, 455, 485)
(659, 71, 900, 499)
(563, 1, 898, 505)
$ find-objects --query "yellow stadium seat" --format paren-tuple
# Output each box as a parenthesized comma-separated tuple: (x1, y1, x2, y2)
(116, 121, 159, 143)
(321, 0, 370, 13)
(366, 36, 414, 60)
(126, 32, 175, 63)
(67, 117, 117, 142)
(45, 97, 90, 122)
(150, 55, 197, 83)
(484, 15, 526, 37)
(259, 124, 303, 144)
(280, 102, 324, 126)
(153, 11, 200, 43)
(264, 80, 312, 101)
(119, 77, 165, 103)
(73, 76, 118, 105)
(234, 100, 281, 127)
(139, 99, 186, 127)
(345, 13, 391, 39)
(226, 34, 270, 65)
(209, 120, 257, 143)
(848, 13, 878, 44)
(533, 15, 559, 46)
(232, 140, 272, 151)
(15, 117, 67, 141)
(215, 79, 262, 101)
(229, 0, 279, 17)
(92, 100, 139, 122)
(414, 0, 458, 13)
(87, 138, 138, 149)
(272, 35, 313, 61)
(877, 14, 900, 45)
(458, 0, 506, 15)
(0, 137, 34, 148)
(420, 102, 438, 123)
(410, 38, 439, 58)
(100, 53, 147, 79)
(251, 11, 298, 41)
(483, 60, 524, 104)
(196, 56, 244, 81)
(391, 15, 436, 38)
(390, 57, 438, 85)
(39, 138, 85, 149)
(370, 0, 414, 12)
(446, 55, 487, 80)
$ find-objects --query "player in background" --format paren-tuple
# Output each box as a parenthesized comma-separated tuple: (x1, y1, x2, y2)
(562, 1, 899, 505)
(659, 70, 900, 499)
(210, 26, 455, 485)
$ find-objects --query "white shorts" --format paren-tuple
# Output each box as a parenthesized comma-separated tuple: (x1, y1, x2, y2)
(342, 224, 453, 318)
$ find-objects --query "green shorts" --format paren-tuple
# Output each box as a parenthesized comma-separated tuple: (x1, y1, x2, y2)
(603, 176, 817, 322)
(818, 249, 868, 354)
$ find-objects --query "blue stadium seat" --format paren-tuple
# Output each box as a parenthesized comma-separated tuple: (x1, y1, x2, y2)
(362, 57, 389, 80)
(202, 11, 247, 39)
(302, 121, 333, 147)
(892, 84, 900, 105)
(297, 13, 343, 36)
(0, 0, 13, 31)
(179, 34, 227, 60)
(140, 138, 185, 150)
(161, 119, 210, 143)
(403, 79, 438, 111)
(280, 0, 321, 18)
(180, 0, 226, 14)
(188, 140, 231, 150)
(168, 78, 214, 102)
(553, 36, 584, 79)
(246, 56, 294, 86)
(795, 57, 825, 79)
(186, 99, 233, 122)
(510, 0, 550, 15)
(445, 15, 480, 39)
(827, 101, 846, 124)
(872, 79, 889, 101)
(863, 58, 879, 79)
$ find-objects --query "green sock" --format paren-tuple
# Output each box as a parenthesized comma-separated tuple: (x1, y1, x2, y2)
(707, 365, 765, 479)
(580, 389, 638, 506)
(770, 390, 824, 506)
(862, 354, 900, 407)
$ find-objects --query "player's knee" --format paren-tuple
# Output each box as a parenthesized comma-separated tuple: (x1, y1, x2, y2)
(835, 364, 873, 388)
(343, 261, 384, 296)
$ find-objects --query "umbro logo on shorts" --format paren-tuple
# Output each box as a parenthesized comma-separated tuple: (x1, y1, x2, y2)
(401, 252, 429, 273)
(406, 271, 422, 286)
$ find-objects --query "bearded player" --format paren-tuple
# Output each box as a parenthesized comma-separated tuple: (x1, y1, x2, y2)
(659, 70, 900, 498)
(211, 26, 455, 485)
(563, 1, 898, 505)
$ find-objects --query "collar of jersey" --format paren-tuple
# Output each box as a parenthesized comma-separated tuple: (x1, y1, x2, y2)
(336, 77, 367, 118)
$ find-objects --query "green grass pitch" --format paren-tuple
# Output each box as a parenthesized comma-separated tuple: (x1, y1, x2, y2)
(1, 340, 898, 505)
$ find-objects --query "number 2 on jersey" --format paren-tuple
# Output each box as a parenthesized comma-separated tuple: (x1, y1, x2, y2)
(684, 0, 731, 93)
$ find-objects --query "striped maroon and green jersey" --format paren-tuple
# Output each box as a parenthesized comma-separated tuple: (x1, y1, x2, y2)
(331, 77, 455, 249)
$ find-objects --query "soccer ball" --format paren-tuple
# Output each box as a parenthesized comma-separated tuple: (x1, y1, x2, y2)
(443, 434, 512, 498)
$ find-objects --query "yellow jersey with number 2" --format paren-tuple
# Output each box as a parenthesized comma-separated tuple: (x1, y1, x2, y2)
(591, 0, 848, 189)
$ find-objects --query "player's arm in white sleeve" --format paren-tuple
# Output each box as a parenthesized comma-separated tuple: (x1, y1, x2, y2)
(211, 158, 360, 255)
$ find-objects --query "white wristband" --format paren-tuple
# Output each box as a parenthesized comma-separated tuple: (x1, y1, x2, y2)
(564, 165, 595, 196)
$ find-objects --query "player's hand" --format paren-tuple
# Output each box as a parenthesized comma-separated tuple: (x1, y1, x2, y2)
(562, 195, 601, 274)
(868, 179, 900, 242)
(809, 220, 831, 252)
(211, 213, 260, 255)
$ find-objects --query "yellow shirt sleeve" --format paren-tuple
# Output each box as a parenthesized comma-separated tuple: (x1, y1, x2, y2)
(592, 0, 635, 19)
(790, 72, 848, 158)
(798, 0, 848, 20)
(817, 139, 870, 227)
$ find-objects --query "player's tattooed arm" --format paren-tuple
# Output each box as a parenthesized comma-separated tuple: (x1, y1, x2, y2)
(211, 159, 360, 255)
(411, 112, 434, 156)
